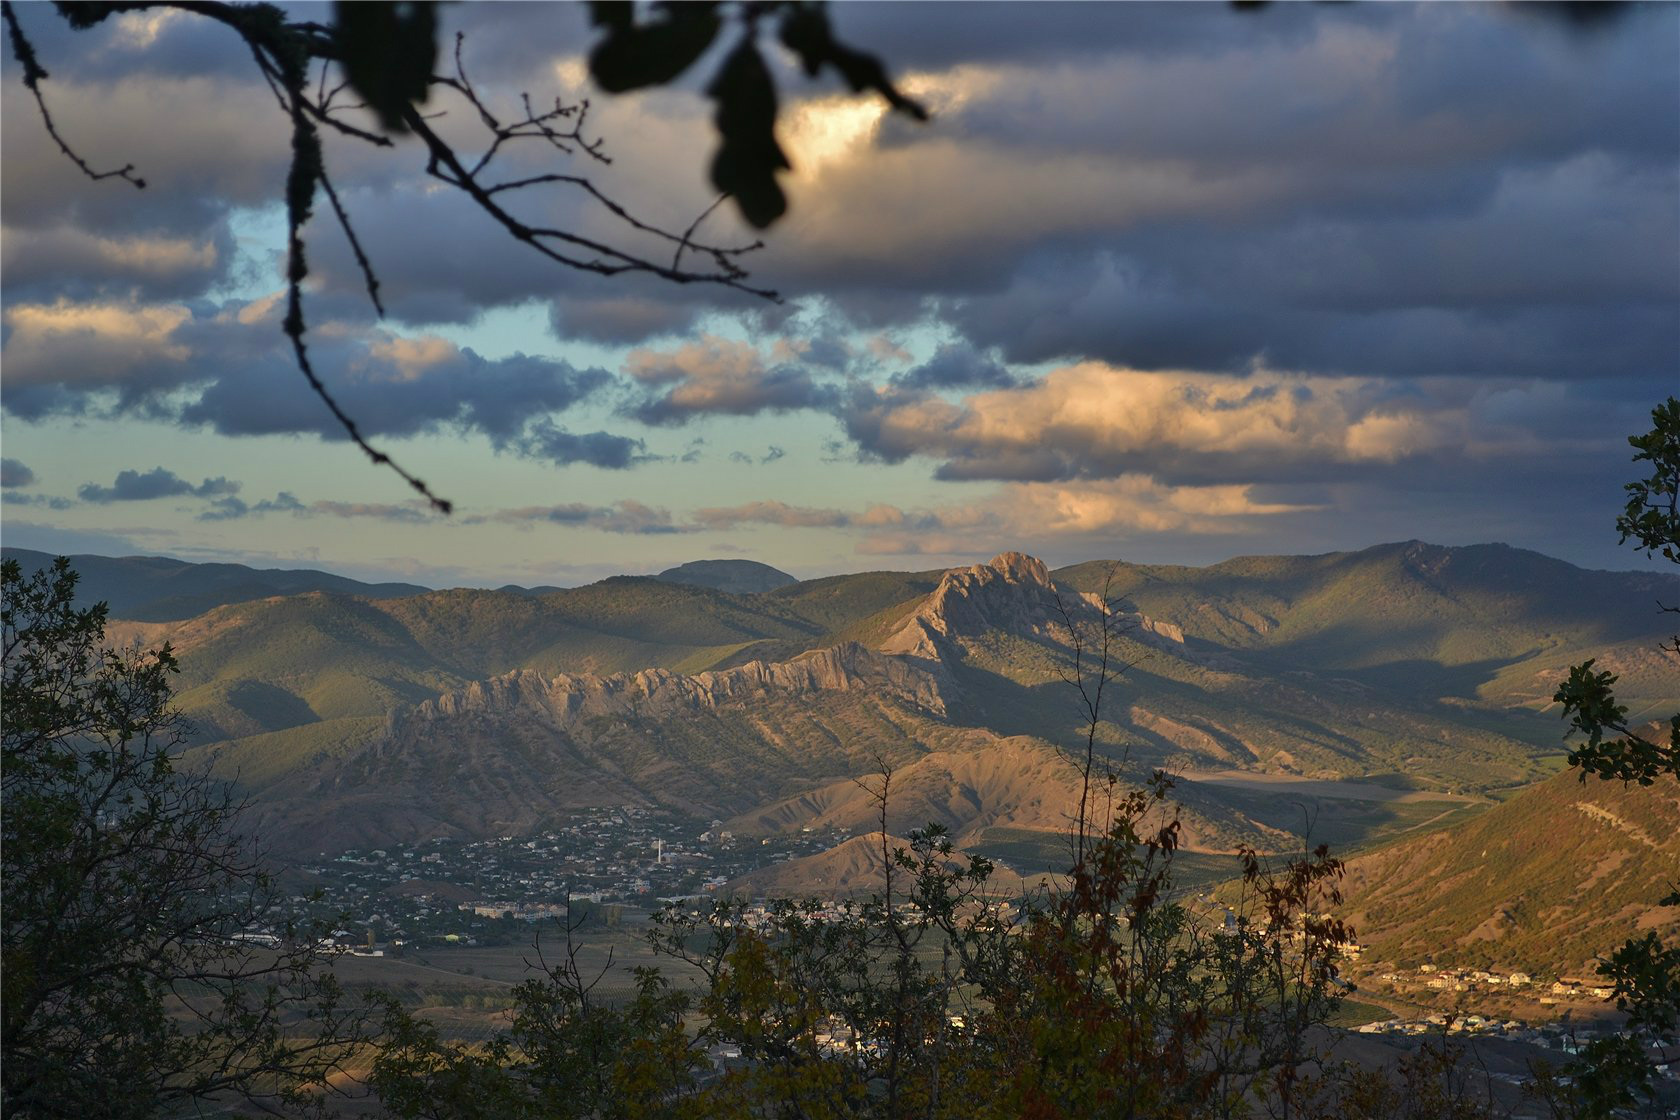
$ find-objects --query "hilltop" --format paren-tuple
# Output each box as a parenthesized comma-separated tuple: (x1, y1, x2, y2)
(1, 546, 426, 621)
(655, 558, 797, 594)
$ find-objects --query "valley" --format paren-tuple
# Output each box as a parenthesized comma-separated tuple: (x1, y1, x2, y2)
(7, 540, 1676, 1008)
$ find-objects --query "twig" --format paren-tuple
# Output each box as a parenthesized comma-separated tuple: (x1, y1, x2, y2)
(3, 1, 146, 188)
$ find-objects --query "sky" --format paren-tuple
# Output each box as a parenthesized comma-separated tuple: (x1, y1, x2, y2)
(2, 2, 1677, 588)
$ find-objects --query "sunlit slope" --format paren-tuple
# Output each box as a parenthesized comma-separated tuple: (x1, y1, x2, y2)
(1339, 768, 1680, 975)
(98, 543, 1672, 875)
(248, 645, 955, 855)
(943, 639, 1558, 793)
(1056, 541, 1674, 708)
(882, 552, 1562, 792)
(767, 569, 945, 634)
(126, 580, 832, 747)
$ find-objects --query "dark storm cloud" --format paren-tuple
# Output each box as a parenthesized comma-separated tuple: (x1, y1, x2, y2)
(945, 250, 1680, 382)
(8, 1, 1675, 372)
(752, 3, 1680, 383)
(78, 467, 238, 503)
(176, 341, 615, 443)
(0, 293, 646, 469)
(547, 294, 704, 346)
(891, 343, 1014, 391)
(512, 420, 648, 470)
(0, 223, 235, 303)
(1, 459, 36, 488)
(826, 1, 1367, 71)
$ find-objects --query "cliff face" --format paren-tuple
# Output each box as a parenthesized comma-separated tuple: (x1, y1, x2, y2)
(392, 641, 945, 735)
(258, 641, 958, 856)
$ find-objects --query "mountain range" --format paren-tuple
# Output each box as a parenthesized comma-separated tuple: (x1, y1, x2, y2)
(13, 539, 1675, 971)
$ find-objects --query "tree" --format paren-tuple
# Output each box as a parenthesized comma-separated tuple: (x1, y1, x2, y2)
(1, 557, 358, 1117)
(1545, 396, 1680, 1117)
(2, 0, 924, 511)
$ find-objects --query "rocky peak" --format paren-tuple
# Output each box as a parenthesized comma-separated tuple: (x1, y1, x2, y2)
(880, 551, 1076, 660)
(880, 551, 1187, 663)
(987, 552, 1051, 586)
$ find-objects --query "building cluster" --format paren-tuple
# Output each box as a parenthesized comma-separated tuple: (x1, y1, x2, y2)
(1363, 963, 1614, 1004)
(243, 807, 850, 952)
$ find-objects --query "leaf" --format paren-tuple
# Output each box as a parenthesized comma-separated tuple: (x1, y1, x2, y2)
(589, 5, 721, 94)
(778, 2, 928, 121)
(586, 0, 633, 32)
(333, 1, 438, 135)
(707, 38, 789, 229)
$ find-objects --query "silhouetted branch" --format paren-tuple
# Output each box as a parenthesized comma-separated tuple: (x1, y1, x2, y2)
(14, 2, 786, 510)
(3, 1, 146, 189)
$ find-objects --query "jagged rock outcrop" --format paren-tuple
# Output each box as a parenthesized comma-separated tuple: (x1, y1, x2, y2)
(389, 641, 944, 738)
(879, 551, 1185, 661)
(880, 552, 1085, 659)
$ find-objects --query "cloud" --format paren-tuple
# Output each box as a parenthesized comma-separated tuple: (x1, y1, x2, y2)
(1, 492, 74, 511)
(467, 500, 688, 535)
(309, 500, 434, 524)
(891, 342, 1014, 391)
(186, 491, 433, 524)
(1, 296, 629, 457)
(687, 473, 1313, 553)
(0, 224, 230, 303)
(837, 363, 1504, 487)
(197, 491, 307, 522)
(692, 501, 854, 531)
(621, 334, 841, 425)
(512, 420, 647, 470)
(77, 467, 240, 503)
(1, 459, 36, 488)
(177, 319, 615, 444)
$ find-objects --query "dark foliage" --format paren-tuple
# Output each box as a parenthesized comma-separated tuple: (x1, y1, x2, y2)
(1, 557, 360, 1117)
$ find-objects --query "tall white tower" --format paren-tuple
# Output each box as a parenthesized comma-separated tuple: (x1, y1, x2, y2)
(655, 837, 663, 864)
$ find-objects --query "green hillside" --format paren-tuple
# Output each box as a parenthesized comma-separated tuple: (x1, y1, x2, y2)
(146, 578, 835, 753)
(1339, 768, 1680, 976)
(768, 568, 945, 633)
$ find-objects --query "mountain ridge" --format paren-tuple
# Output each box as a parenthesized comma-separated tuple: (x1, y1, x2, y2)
(63, 542, 1664, 880)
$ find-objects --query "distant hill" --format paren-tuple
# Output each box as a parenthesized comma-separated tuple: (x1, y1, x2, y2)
(655, 559, 796, 594)
(1339, 768, 1680, 975)
(0, 547, 428, 622)
(1057, 540, 1674, 712)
